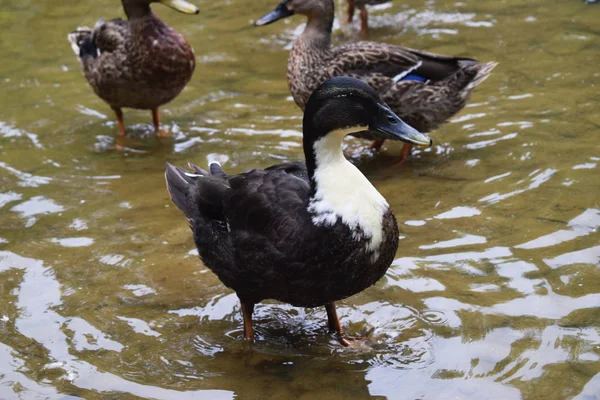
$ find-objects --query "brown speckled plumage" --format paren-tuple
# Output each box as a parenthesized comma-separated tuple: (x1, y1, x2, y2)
(286, 0, 495, 132)
(260, 0, 497, 155)
(68, 0, 197, 134)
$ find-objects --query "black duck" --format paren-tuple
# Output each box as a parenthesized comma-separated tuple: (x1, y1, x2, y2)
(165, 77, 432, 345)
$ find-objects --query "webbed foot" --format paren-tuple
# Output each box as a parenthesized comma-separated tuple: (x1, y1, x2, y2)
(338, 326, 375, 349)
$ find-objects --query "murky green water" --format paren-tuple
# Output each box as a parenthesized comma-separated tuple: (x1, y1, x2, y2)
(1, 0, 599, 398)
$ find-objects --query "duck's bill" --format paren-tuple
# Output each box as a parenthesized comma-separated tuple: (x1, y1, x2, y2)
(370, 103, 432, 147)
(254, 2, 294, 26)
(159, 0, 199, 14)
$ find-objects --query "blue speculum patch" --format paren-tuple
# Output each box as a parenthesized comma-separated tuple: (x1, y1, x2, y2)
(401, 74, 426, 82)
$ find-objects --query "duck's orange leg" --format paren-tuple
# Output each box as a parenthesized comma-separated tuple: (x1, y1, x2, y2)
(370, 139, 385, 152)
(152, 107, 171, 137)
(359, 7, 369, 36)
(112, 107, 126, 136)
(326, 302, 345, 335)
(326, 302, 372, 347)
(152, 107, 160, 130)
(397, 143, 413, 165)
(347, 0, 356, 22)
(241, 301, 255, 342)
(325, 302, 354, 346)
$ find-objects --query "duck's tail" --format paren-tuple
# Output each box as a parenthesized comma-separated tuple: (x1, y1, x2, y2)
(165, 163, 202, 219)
(165, 162, 229, 224)
(389, 60, 497, 132)
(67, 26, 96, 59)
(454, 61, 498, 97)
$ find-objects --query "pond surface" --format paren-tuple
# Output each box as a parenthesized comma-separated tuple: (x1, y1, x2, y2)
(0, 0, 599, 399)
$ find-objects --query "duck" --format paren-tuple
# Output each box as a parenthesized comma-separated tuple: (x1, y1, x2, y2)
(346, 0, 390, 36)
(255, 0, 497, 163)
(67, 0, 199, 136)
(165, 77, 432, 346)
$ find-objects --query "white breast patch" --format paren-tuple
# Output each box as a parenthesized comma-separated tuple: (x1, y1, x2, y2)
(308, 127, 389, 260)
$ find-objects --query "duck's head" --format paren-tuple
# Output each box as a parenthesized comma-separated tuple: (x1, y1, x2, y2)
(254, 0, 333, 27)
(302, 77, 431, 176)
(304, 77, 431, 149)
(123, 0, 199, 18)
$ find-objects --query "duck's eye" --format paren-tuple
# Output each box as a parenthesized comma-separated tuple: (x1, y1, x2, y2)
(388, 116, 397, 124)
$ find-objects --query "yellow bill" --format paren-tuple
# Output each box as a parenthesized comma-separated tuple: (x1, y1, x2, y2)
(159, 0, 199, 14)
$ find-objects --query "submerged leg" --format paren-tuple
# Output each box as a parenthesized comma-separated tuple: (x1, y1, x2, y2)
(152, 107, 160, 131)
(347, 0, 356, 23)
(151, 107, 169, 136)
(370, 139, 385, 152)
(326, 302, 343, 333)
(397, 143, 413, 165)
(112, 107, 126, 136)
(241, 301, 255, 342)
(325, 302, 353, 346)
(359, 7, 369, 36)
(326, 302, 372, 347)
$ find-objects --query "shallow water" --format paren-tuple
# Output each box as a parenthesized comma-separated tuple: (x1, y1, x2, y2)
(0, 0, 599, 398)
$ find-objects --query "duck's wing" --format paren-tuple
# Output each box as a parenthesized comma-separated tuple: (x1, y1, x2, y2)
(68, 18, 128, 59)
(328, 41, 476, 86)
(166, 162, 311, 299)
(68, 17, 135, 103)
(166, 162, 310, 241)
(264, 161, 309, 181)
(93, 18, 128, 54)
(326, 42, 496, 132)
(165, 163, 230, 224)
(225, 165, 310, 238)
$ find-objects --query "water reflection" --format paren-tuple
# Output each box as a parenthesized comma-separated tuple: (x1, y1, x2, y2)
(479, 168, 557, 204)
(10, 195, 64, 227)
(544, 246, 600, 270)
(517, 209, 600, 249)
(0, 162, 52, 187)
(50, 237, 94, 247)
(420, 233, 487, 250)
(0, 121, 43, 148)
(0, 191, 22, 208)
(0, 251, 235, 399)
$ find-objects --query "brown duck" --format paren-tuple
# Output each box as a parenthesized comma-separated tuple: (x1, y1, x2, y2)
(68, 0, 199, 136)
(255, 0, 497, 163)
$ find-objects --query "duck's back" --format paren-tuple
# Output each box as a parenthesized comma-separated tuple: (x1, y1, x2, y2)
(166, 162, 398, 307)
(72, 14, 195, 109)
(288, 37, 494, 132)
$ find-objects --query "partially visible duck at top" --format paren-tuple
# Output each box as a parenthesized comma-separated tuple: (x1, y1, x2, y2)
(165, 77, 432, 346)
(67, 0, 199, 137)
(346, 0, 390, 36)
(255, 0, 497, 164)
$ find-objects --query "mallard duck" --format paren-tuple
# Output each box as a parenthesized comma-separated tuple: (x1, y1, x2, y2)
(67, 0, 199, 136)
(255, 0, 497, 163)
(165, 77, 432, 346)
(346, 0, 390, 36)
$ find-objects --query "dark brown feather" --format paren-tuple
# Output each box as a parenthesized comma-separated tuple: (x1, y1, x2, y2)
(70, 10, 195, 111)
